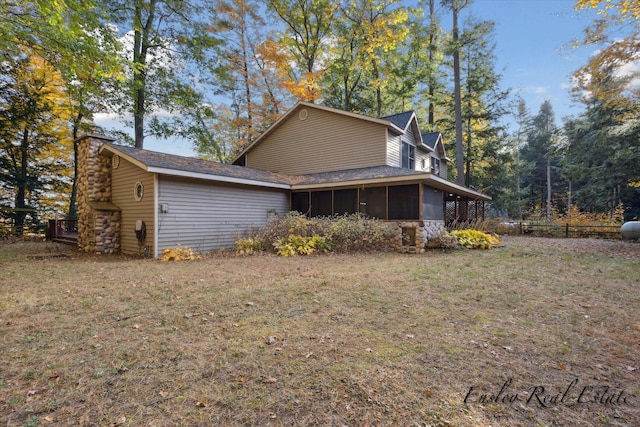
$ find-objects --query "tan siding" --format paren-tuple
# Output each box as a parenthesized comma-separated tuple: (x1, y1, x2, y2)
(416, 148, 430, 172)
(111, 158, 155, 256)
(386, 132, 401, 167)
(247, 107, 387, 174)
(157, 177, 289, 253)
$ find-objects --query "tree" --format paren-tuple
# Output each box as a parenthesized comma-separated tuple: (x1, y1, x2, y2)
(511, 97, 533, 220)
(573, 0, 640, 110)
(442, 0, 471, 185)
(107, 0, 223, 148)
(322, 0, 412, 116)
(0, 54, 73, 233)
(418, 0, 448, 129)
(0, 1, 121, 79)
(520, 101, 565, 219)
(564, 94, 640, 220)
(267, 0, 336, 102)
(198, 0, 289, 161)
(458, 18, 509, 189)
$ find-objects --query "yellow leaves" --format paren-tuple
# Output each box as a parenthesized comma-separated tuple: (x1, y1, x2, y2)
(450, 229, 500, 249)
(160, 245, 202, 262)
(272, 235, 331, 256)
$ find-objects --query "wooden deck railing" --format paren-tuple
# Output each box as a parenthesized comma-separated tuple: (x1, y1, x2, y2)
(48, 219, 78, 243)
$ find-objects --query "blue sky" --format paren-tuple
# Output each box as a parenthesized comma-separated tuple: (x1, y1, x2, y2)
(462, 0, 598, 122)
(100, 0, 600, 156)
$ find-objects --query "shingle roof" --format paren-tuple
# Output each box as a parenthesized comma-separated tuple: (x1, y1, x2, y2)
(105, 144, 297, 186)
(293, 165, 426, 185)
(381, 111, 415, 130)
(421, 132, 442, 149)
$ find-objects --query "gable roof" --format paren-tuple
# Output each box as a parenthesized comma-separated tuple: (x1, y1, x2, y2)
(421, 132, 451, 161)
(381, 111, 415, 130)
(100, 143, 294, 189)
(232, 101, 404, 163)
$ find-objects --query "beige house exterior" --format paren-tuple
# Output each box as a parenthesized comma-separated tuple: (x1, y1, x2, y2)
(77, 102, 489, 257)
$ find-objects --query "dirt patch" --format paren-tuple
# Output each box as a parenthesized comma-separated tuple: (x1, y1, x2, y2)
(0, 238, 638, 426)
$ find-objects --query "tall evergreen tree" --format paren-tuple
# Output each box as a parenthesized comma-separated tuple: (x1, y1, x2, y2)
(520, 101, 566, 219)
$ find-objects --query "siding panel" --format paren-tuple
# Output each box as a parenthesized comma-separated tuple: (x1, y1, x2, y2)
(157, 177, 289, 253)
(111, 158, 155, 256)
(247, 108, 387, 174)
(386, 133, 401, 167)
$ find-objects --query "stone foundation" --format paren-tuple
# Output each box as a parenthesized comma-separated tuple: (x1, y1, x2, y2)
(396, 220, 445, 253)
(77, 134, 121, 254)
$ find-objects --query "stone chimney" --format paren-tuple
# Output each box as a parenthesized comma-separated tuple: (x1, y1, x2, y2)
(76, 134, 121, 254)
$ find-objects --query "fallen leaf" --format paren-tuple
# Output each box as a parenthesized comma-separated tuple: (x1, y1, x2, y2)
(406, 334, 415, 339)
(245, 301, 255, 306)
(266, 336, 276, 345)
(26, 390, 37, 396)
(195, 400, 206, 407)
(263, 377, 277, 384)
(557, 363, 567, 371)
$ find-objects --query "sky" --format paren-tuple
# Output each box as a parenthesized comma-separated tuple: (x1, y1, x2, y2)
(96, 0, 601, 157)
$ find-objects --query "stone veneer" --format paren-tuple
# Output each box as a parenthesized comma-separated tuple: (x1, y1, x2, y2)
(76, 135, 121, 254)
(397, 220, 445, 253)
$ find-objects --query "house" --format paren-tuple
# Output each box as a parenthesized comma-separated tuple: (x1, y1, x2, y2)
(77, 102, 489, 257)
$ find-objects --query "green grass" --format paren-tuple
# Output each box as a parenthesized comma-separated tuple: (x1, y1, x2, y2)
(0, 237, 638, 426)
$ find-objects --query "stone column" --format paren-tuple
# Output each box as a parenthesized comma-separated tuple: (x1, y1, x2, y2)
(76, 134, 121, 254)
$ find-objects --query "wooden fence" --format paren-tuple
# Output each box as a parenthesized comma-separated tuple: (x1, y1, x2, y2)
(519, 223, 621, 239)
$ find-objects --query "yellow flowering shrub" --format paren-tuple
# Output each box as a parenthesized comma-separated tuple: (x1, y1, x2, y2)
(451, 229, 500, 249)
(160, 245, 202, 262)
(273, 234, 331, 256)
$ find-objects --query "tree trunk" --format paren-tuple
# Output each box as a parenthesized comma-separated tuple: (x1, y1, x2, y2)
(15, 128, 30, 235)
(452, 5, 464, 186)
(427, 0, 435, 126)
(546, 155, 551, 220)
(68, 112, 83, 219)
(132, 0, 156, 149)
(372, 59, 382, 117)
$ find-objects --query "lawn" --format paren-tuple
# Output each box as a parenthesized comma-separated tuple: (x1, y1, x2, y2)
(1, 237, 638, 426)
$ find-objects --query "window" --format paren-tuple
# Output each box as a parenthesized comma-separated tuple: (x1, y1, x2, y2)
(388, 185, 419, 220)
(334, 189, 357, 215)
(311, 191, 332, 217)
(291, 192, 310, 215)
(359, 187, 386, 219)
(134, 182, 144, 201)
(431, 157, 440, 176)
(402, 142, 415, 169)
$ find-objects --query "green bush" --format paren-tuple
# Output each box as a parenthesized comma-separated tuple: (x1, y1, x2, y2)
(235, 212, 401, 255)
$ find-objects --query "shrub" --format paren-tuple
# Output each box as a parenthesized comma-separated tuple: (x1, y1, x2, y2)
(235, 237, 264, 255)
(160, 245, 202, 261)
(450, 229, 500, 249)
(235, 212, 401, 255)
(273, 234, 331, 256)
